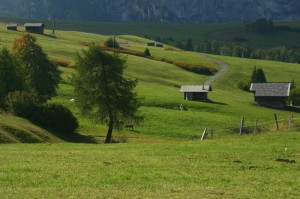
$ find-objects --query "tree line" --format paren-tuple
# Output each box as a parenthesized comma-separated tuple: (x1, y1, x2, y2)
(197, 40, 299, 63)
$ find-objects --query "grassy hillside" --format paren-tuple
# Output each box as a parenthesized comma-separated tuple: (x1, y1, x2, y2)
(0, 131, 299, 198)
(1, 16, 300, 49)
(0, 21, 300, 141)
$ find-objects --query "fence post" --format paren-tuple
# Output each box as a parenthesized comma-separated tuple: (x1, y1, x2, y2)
(289, 116, 291, 128)
(201, 128, 207, 141)
(274, 113, 279, 130)
(254, 118, 258, 133)
(240, 117, 244, 135)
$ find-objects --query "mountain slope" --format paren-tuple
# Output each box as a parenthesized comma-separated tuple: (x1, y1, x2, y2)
(0, 0, 299, 22)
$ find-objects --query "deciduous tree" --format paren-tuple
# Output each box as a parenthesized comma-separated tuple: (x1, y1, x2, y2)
(13, 33, 60, 99)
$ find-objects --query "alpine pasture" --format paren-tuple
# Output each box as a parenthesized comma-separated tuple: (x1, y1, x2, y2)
(0, 19, 299, 198)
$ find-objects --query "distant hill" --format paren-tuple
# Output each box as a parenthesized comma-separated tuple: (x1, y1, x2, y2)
(0, 0, 299, 23)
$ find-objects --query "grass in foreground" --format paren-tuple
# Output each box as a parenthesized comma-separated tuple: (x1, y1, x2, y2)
(0, 131, 299, 198)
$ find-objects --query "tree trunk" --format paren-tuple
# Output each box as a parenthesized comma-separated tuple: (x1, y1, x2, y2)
(105, 115, 114, 143)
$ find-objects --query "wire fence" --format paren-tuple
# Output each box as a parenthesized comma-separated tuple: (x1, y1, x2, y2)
(200, 114, 300, 140)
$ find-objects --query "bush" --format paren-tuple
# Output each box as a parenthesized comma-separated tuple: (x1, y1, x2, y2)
(238, 80, 251, 91)
(289, 88, 300, 106)
(173, 61, 217, 75)
(5, 91, 42, 118)
(104, 37, 120, 48)
(35, 103, 78, 133)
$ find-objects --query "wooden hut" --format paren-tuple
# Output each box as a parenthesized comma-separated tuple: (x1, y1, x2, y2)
(156, 43, 164, 48)
(250, 82, 291, 109)
(147, 42, 155, 46)
(180, 85, 212, 101)
(6, 24, 18, 31)
(24, 23, 45, 34)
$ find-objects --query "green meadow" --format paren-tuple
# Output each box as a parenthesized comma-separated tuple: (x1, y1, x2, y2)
(0, 132, 299, 198)
(0, 18, 299, 198)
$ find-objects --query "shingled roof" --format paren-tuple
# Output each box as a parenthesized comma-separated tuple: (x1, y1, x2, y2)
(250, 83, 291, 97)
(6, 23, 18, 27)
(24, 23, 45, 27)
(180, 85, 212, 93)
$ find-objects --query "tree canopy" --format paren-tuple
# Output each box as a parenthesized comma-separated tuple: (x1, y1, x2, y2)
(13, 33, 60, 99)
(251, 66, 267, 83)
(74, 45, 143, 143)
(0, 48, 23, 107)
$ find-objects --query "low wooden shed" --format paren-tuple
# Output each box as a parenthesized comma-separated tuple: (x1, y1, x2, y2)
(180, 85, 212, 101)
(24, 23, 45, 34)
(250, 82, 291, 109)
(6, 24, 18, 31)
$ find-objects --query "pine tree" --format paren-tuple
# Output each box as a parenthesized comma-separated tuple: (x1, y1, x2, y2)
(74, 45, 143, 143)
(186, 38, 194, 51)
(144, 48, 151, 57)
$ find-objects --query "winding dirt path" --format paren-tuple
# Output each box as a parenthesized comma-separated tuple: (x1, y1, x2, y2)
(197, 53, 229, 86)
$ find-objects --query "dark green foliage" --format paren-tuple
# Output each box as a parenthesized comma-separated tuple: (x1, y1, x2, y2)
(291, 80, 296, 90)
(74, 45, 143, 143)
(144, 48, 151, 57)
(175, 41, 186, 50)
(247, 19, 274, 34)
(251, 66, 267, 83)
(197, 39, 299, 63)
(13, 33, 60, 99)
(186, 38, 194, 51)
(35, 104, 78, 133)
(289, 88, 300, 106)
(238, 66, 267, 92)
(5, 91, 42, 118)
(237, 80, 251, 91)
(0, 47, 23, 108)
(104, 37, 120, 48)
(173, 61, 217, 76)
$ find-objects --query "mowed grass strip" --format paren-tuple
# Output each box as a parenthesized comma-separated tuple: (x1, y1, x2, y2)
(0, 131, 299, 198)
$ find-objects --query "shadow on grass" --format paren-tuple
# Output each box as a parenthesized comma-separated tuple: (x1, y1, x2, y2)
(286, 106, 300, 113)
(206, 99, 228, 106)
(39, 125, 98, 144)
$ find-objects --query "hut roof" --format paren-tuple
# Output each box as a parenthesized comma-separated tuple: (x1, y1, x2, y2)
(250, 83, 291, 97)
(180, 85, 212, 93)
(24, 23, 45, 27)
(6, 23, 18, 27)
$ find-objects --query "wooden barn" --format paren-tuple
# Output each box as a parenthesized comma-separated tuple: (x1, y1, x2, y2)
(250, 82, 291, 109)
(156, 43, 164, 48)
(180, 85, 212, 101)
(24, 23, 45, 34)
(147, 42, 155, 46)
(6, 23, 18, 31)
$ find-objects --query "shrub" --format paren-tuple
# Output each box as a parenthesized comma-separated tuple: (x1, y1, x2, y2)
(104, 37, 120, 48)
(289, 88, 300, 106)
(5, 91, 42, 118)
(35, 103, 78, 133)
(173, 61, 217, 75)
(238, 80, 251, 91)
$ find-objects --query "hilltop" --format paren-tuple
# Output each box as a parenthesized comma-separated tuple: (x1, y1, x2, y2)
(0, 0, 299, 23)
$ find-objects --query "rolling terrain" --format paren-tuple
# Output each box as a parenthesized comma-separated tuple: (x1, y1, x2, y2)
(0, 19, 299, 198)
(0, 20, 299, 141)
